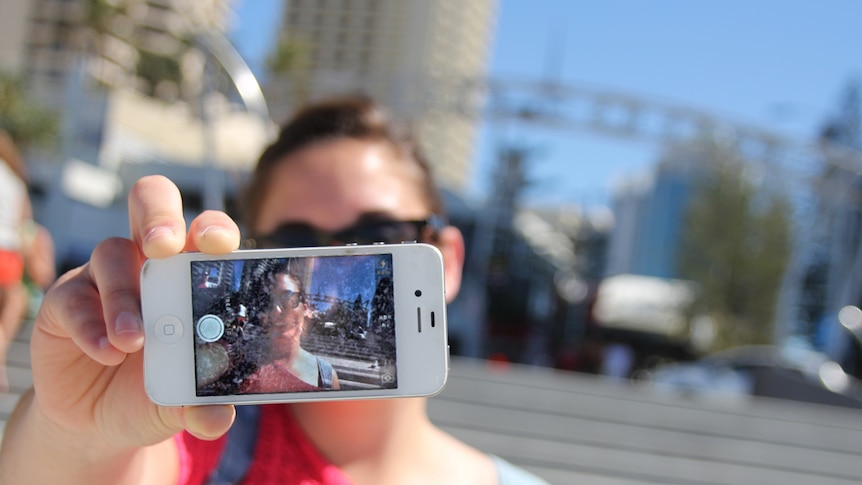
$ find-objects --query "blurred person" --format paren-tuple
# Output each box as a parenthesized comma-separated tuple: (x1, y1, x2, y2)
(0, 96, 549, 484)
(24, 223, 56, 295)
(240, 263, 341, 393)
(0, 130, 54, 392)
(600, 342, 635, 381)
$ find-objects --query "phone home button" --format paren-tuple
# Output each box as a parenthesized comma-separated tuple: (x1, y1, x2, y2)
(155, 315, 184, 344)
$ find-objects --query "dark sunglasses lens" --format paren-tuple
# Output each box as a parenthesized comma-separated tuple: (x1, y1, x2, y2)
(255, 219, 436, 248)
(259, 224, 322, 248)
(351, 221, 422, 244)
(277, 292, 302, 310)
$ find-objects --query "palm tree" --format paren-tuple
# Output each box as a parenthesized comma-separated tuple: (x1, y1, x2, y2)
(0, 72, 59, 149)
(266, 34, 313, 107)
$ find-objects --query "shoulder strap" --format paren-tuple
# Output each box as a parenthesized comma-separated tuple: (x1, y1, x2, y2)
(317, 356, 334, 389)
(206, 405, 261, 485)
(491, 455, 550, 485)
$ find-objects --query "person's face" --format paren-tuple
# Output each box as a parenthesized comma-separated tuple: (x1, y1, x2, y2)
(254, 138, 465, 302)
(262, 272, 306, 350)
(255, 139, 430, 234)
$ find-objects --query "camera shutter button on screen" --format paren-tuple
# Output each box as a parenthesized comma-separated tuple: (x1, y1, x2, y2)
(154, 315, 184, 344)
(196, 315, 225, 342)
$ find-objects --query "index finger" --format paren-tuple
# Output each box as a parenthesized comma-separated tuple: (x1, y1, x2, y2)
(128, 175, 187, 259)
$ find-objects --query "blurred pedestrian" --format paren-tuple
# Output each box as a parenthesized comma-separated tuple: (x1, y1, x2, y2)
(0, 130, 54, 391)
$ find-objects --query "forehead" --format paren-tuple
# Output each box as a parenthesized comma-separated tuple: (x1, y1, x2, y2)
(254, 139, 430, 233)
(271, 272, 300, 292)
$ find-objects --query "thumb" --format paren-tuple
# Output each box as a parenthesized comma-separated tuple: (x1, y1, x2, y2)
(181, 405, 236, 441)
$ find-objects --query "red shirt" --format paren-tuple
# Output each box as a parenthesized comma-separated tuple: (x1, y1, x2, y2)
(240, 362, 321, 394)
(176, 404, 354, 485)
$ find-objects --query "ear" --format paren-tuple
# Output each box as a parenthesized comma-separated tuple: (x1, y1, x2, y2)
(436, 225, 465, 303)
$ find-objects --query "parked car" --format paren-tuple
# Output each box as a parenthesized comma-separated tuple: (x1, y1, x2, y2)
(644, 344, 862, 409)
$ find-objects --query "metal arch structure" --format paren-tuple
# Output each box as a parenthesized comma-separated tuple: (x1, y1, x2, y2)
(192, 31, 272, 125)
(399, 75, 862, 348)
(406, 76, 862, 174)
(174, 46, 862, 351)
(191, 31, 275, 212)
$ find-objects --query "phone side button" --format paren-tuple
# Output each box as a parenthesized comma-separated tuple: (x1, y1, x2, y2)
(155, 315, 184, 345)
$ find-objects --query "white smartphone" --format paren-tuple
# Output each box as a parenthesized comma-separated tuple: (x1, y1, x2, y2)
(140, 243, 449, 406)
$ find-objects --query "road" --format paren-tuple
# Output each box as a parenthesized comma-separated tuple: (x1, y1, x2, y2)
(4, 319, 862, 484)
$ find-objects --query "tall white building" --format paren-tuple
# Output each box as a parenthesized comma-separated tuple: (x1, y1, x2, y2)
(267, 0, 498, 193)
(0, 0, 271, 269)
(0, 2, 34, 73)
(6, 0, 233, 107)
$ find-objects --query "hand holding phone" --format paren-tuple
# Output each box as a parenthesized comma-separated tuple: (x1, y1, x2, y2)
(141, 243, 449, 406)
(0, 176, 243, 485)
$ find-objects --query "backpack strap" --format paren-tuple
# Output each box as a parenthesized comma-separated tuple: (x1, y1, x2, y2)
(317, 357, 334, 389)
(206, 405, 261, 485)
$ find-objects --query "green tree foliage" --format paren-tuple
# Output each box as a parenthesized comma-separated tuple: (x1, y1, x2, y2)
(84, 0, 116, 36)
(266, 35, 310, 74)
(0, 72, 58, 149)
(322, 301, 351, 330)
(676, 141, 792, 351)
(83, 0, 187, 100)
(266, 35, 312, 104)
(136, 50, 182, 98)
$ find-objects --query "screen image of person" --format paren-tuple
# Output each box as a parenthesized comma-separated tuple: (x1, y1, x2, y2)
(240, 261, 340, 393)
(192, 255, 396, 397)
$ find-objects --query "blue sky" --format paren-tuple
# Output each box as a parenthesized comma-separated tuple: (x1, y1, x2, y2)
(229, 0, 862, 207)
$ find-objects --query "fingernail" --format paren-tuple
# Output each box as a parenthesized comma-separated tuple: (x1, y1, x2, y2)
(200, 225, 228, 239)
(115, 311, 142, 336)
(145, 226, 175, 243)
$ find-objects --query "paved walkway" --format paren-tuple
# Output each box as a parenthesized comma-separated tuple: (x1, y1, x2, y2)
(4, 319, 862, 483)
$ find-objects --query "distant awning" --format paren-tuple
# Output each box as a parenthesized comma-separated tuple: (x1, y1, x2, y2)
(593, 274, 697, 337)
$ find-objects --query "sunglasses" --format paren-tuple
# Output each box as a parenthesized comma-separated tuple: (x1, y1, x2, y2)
(269, 290, 305, 314)
(246, 214, 447, 249)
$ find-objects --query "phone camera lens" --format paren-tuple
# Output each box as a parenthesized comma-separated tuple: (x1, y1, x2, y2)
(414, 290, 422, 297)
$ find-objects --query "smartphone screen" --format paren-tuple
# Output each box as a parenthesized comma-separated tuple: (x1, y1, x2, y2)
(190, 254, 397, 397)
(143, 244, 447, 405)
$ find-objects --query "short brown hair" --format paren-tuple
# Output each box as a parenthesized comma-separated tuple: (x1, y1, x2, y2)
(241, 95, 444, 228)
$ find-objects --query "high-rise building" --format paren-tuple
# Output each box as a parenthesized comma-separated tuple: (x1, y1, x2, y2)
(267, 0, 498, 193)
(605, 153, 700, 279)
(0, 2, 34, 73)
(0, 0, 271, 269)
(10, 0, 233, 107)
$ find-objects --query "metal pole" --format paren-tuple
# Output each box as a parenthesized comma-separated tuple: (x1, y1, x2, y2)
(199, 56, 223, 212)
(192, 31, 274, 211)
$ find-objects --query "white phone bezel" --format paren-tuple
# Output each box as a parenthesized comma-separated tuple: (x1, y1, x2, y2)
(141, 243, 449, 406)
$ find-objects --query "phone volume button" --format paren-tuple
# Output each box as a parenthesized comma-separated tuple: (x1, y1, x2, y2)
(373, 241, 386, 245)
